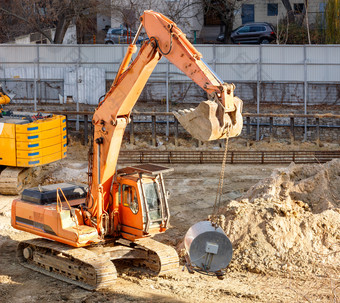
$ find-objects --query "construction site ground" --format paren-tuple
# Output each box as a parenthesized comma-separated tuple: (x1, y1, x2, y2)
(0, 138, 339, 303)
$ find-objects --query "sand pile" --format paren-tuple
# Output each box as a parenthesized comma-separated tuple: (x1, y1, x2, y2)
(221, 159, 340, 275)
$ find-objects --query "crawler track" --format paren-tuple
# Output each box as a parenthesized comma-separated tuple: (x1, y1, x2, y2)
(17, 238, 117, 290)
(0, 167, 31, 195)
(17, 237, 179, 290)
(134, 237, 179, 274)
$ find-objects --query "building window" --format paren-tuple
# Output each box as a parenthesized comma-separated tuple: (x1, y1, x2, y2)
(294, 3, 305, 14)
(242, 4, 255, 24)
(268, 4, 278, 16)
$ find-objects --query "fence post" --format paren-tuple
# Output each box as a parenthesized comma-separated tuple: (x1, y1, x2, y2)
(213, 44, 217, 71)
(130, 114, 135, 145)
(34, 45, 39, 112)
(75, 45, 81, 131)
(246, 116, 251, 147)
(152, 114, 156, 146)
(37, 45, 42, 110)
(304, 45, 308, 141)
(290, 117, 295, 144)
(84, 114, 88, 145)
(256, 45, 262, 141)
(174, 117, 178, 147)
(269, 116, 273, 143)
(316, 117, 320, 147)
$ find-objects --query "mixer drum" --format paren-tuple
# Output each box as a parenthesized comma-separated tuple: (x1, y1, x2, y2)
(184, 221, 233, 273)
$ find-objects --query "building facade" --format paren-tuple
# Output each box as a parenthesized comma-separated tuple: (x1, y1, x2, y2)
(232, 0, 327, 28)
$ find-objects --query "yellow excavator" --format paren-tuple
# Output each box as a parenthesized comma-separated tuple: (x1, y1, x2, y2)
(0, 85, 67, 195)
(11, 11, 243, 289)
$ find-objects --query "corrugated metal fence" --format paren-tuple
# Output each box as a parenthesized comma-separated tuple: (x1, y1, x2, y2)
(0, 44, 339, 109)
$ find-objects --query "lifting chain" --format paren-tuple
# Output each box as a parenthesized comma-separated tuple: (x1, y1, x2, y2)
(210, 127, 230, 229)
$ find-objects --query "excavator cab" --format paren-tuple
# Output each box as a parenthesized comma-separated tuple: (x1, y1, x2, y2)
(116, 164, 172, 241)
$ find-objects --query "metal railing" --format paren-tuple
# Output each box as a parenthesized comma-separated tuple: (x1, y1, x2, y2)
(117, 150, 340, 165)
(39, 110, 339, 147)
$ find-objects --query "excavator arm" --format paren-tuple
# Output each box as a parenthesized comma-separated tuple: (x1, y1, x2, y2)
(140, 11, 243, 142)
(88, 11, 243, 234)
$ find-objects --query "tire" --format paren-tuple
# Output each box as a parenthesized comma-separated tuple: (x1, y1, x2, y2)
(105, 41, 114, 44)
(260, 38, 270, 44)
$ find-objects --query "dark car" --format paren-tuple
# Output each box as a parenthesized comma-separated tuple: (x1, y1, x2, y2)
(217, 22, 276, 44)
(105, 28, 146, 45)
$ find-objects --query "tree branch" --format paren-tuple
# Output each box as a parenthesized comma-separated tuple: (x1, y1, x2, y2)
(0, 7, 53, 43)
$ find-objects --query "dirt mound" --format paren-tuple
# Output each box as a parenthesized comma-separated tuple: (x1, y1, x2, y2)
(221, 159, 340, 276)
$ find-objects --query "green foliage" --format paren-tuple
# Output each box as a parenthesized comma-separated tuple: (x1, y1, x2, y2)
(277, 21, 325, 44)
(325, 0, 340, 43)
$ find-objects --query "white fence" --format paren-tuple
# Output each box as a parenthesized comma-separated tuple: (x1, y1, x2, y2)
(0, 44, 339, 109)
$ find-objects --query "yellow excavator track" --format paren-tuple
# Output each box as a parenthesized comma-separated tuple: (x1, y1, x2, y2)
(0, 167, 32, 195)
(17, 237, 179, 290)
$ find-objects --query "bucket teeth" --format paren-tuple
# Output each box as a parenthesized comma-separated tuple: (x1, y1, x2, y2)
(175, 108, 195, 116)
(173, 98, 243, 142)
(173, 100, 222, 142)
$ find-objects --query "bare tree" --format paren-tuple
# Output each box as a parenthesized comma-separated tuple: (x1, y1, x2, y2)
(201, 0, 241, 43)
(109, 0, 202, 38)
(0, 0, 101, 44)
(304, 0, 311, 44)
(325, 0, 340, 43)
(281, 0, 295, 23)
(161, 0, 202, 30)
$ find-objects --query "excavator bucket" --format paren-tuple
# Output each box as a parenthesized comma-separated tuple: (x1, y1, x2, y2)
(173, 97, 243, 142)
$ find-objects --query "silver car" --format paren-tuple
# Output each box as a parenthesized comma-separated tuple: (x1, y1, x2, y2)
(104, 28, 145, 44)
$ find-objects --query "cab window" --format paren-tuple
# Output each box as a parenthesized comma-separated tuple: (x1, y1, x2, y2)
(143, 182, 162, 221)
(122, 184, 139, 214)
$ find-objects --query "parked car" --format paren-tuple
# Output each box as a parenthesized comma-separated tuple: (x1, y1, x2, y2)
(217, 22, 276, 44)
(104, 28, 146, 44)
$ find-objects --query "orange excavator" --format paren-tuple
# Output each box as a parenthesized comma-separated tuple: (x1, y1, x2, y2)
(11, 11, 243, 289)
